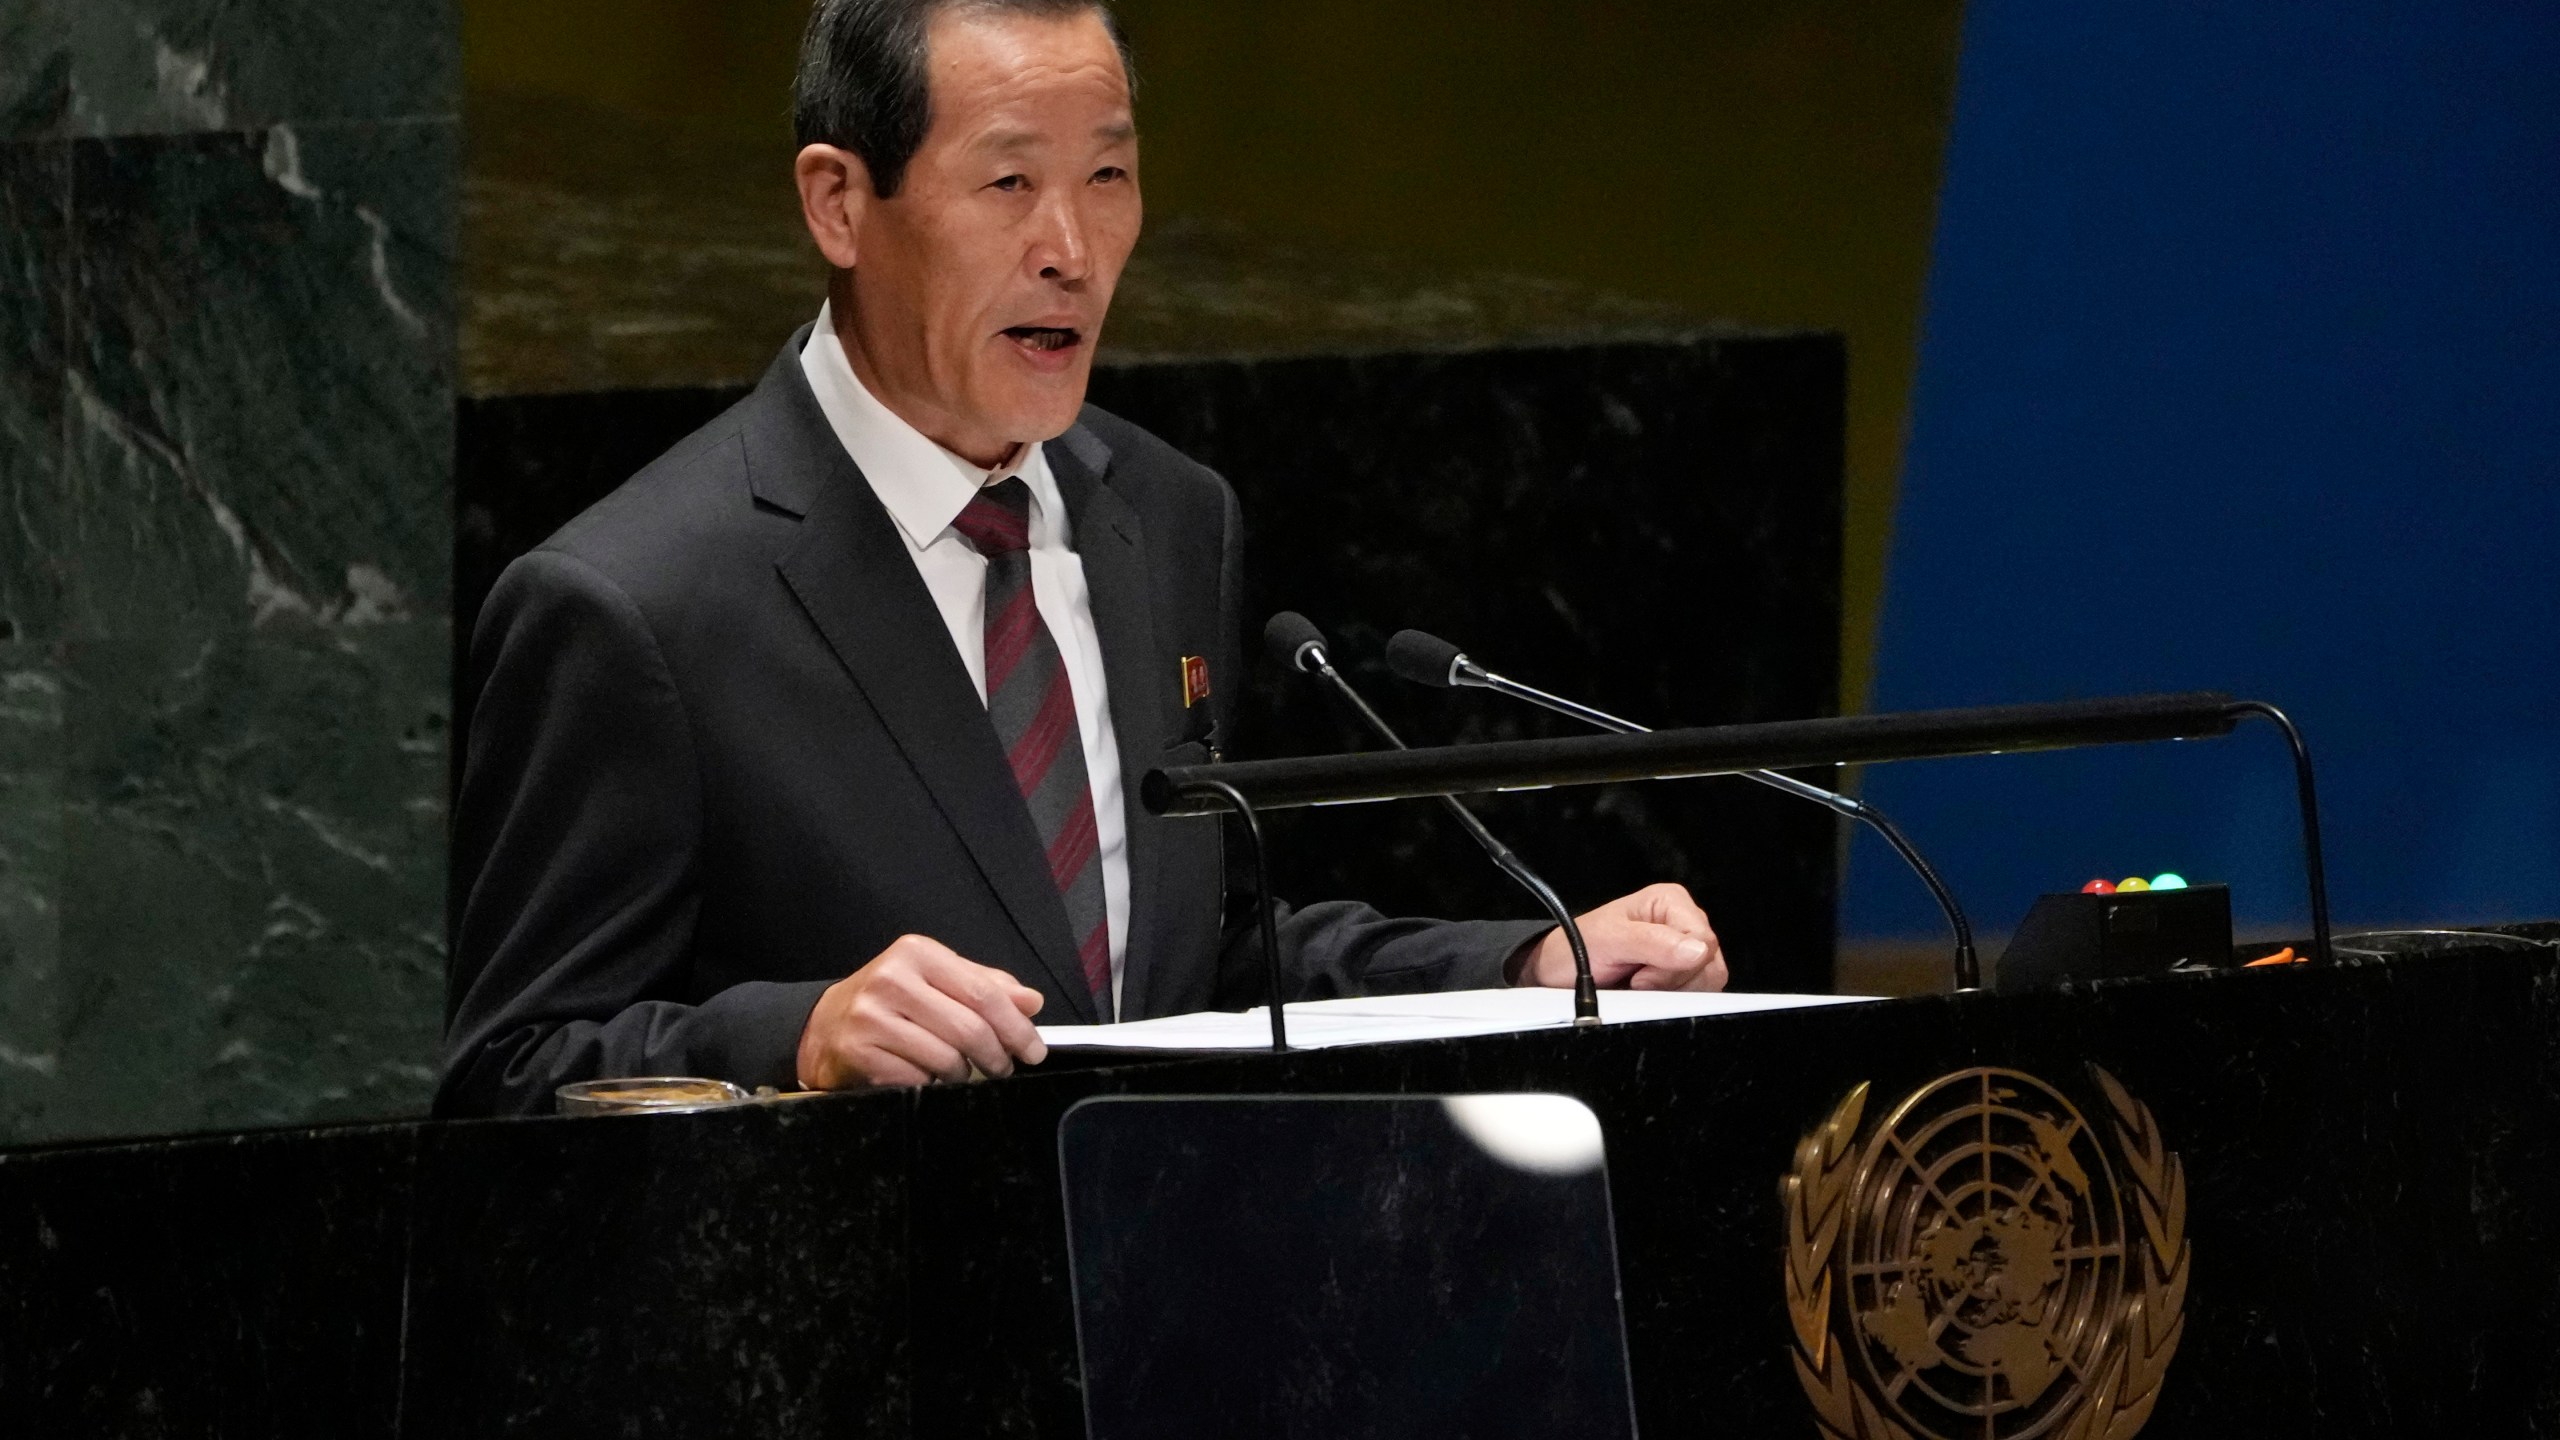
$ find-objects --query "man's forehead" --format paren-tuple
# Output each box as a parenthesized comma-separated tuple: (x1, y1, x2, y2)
(968, 119, 1138, 154)
(926, 8, 1129, 89)
(917, 8, 1134, 159)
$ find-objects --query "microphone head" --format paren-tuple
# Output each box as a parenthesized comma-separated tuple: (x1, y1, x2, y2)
(1385, 629, 1467, 689)
(1263, 611, 1329, 673)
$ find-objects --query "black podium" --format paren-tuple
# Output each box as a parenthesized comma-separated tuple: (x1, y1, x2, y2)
(4, 930, 2559, 1438)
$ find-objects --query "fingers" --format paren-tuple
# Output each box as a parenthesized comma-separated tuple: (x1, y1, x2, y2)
(1578, 885, 1724, 992)
(1621, 928, 1716, 990)
(800, 936, 1053, 1090)
(1530, 886, 1726, 993)
(1531, 925, 1651, 990)
(1536, 916, 1695, 990)
(907, 978, 1047, 1077)
(1628, 929, 1728, 992)
(1628, 933, 1730, 991)
(860, 1050, 942, 1081)
(1578, 931, 1651, 989)
(1631, 882, 1713, 939)
(1591, 884, 1721, 991)
(899, 939, 1048, 1069)
(863, 1011, 973, 1084)
(896, 984, 1009, 1077)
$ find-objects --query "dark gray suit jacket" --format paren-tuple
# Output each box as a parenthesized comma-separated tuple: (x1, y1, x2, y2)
(438, 335, 1546, 1116)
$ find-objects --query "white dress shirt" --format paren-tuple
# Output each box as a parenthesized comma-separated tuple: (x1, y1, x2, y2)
(800, 307, 1132, 1010)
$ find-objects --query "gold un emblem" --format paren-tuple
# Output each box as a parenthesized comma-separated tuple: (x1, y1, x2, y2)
(1783, 1067, 2190, 1440)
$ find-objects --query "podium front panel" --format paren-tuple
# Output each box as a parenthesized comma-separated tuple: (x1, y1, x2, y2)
(1060, 1094, 1637, 1440)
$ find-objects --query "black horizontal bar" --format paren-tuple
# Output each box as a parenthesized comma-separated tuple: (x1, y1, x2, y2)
(1143, 692, 2239, 816)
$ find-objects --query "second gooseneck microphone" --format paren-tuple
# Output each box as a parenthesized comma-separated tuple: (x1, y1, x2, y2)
(1266, 614, 1602, 1025)
(1386, 628, 1984, 991)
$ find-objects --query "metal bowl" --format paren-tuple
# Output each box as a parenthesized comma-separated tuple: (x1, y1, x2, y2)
(555, 1076, 754, 1117)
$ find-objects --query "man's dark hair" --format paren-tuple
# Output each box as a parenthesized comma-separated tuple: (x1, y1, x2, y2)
(794, 0, 1133, 199)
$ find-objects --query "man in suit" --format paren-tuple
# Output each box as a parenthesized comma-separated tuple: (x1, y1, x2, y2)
(438, 0, 1728, 1117)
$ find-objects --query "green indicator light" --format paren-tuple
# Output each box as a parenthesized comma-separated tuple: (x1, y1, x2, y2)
(2150, 873, 2188, 891)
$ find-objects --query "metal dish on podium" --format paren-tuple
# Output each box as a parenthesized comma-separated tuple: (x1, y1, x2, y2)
(556, 1077, 754, 1116)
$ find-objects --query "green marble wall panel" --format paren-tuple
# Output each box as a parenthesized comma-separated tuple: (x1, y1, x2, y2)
(0, 4, 456, 1145)
(66, 122, 456, 639)
(0, 141, 68, 644)
(0, 0, 72, 138)
(0, 654, 64, 1136)
(46, 624, 447, 1140)
(2, 0, 457, 140)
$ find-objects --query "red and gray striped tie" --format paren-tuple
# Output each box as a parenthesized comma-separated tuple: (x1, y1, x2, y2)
(953, 478, 1113, 1022)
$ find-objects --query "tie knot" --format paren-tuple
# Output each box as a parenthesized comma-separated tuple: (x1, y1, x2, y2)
(952, 476, 1034, 556)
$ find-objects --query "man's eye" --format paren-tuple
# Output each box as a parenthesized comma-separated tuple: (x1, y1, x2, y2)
(1091, 167, 1127, 185)
(990, 174, 1028, 193)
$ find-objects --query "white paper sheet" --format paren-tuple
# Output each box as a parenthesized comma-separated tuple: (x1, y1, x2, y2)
(1038, 987, 1877, 1051)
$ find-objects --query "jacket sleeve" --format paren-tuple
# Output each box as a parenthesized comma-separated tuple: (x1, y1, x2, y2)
(436, 548, 829, 1117)
(1200, 477, 1554, 1008)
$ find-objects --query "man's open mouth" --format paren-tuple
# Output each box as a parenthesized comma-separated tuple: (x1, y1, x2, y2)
(1003, 326, 1082, 353)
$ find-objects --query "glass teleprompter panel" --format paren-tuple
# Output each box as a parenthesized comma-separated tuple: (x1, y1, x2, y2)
(1060, 1094, 1639, 1440)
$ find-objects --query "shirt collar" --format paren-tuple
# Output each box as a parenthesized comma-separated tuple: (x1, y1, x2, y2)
(799, 304, 1066, 552)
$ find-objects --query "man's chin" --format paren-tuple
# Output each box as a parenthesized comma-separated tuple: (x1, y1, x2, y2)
(976, 380, 1094, 448)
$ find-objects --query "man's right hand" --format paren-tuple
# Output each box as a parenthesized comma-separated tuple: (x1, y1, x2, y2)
(795, 935, 1049, 1089)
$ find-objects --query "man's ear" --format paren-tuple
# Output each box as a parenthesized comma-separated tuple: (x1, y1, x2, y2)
(795, 144, 873, 269)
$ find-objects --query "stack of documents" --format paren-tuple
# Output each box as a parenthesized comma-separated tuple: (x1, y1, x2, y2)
(1038, 987, 1876, 1052)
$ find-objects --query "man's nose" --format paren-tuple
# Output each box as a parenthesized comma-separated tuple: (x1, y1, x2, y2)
(1029, 192, 1093, 283)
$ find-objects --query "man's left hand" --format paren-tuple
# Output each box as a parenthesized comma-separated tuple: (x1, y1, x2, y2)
(1512, 883, 1728, 993)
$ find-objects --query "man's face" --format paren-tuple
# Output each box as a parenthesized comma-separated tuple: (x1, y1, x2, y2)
(842, 8, 1140, 460)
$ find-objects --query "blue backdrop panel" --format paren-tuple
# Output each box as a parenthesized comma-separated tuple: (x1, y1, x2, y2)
(1854, 1, 2560, 941)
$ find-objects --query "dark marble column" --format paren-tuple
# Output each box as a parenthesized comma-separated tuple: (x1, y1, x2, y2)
(0, 5, 457, 1144)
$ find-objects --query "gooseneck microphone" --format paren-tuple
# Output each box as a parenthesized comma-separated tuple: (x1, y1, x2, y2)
(1266, 614, 1603, 1025)
(1385, 628, 1985, 992)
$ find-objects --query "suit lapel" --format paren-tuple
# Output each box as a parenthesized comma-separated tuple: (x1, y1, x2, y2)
(1048, 425, 1178, 1021)
(753, 347, 1098, 1021)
